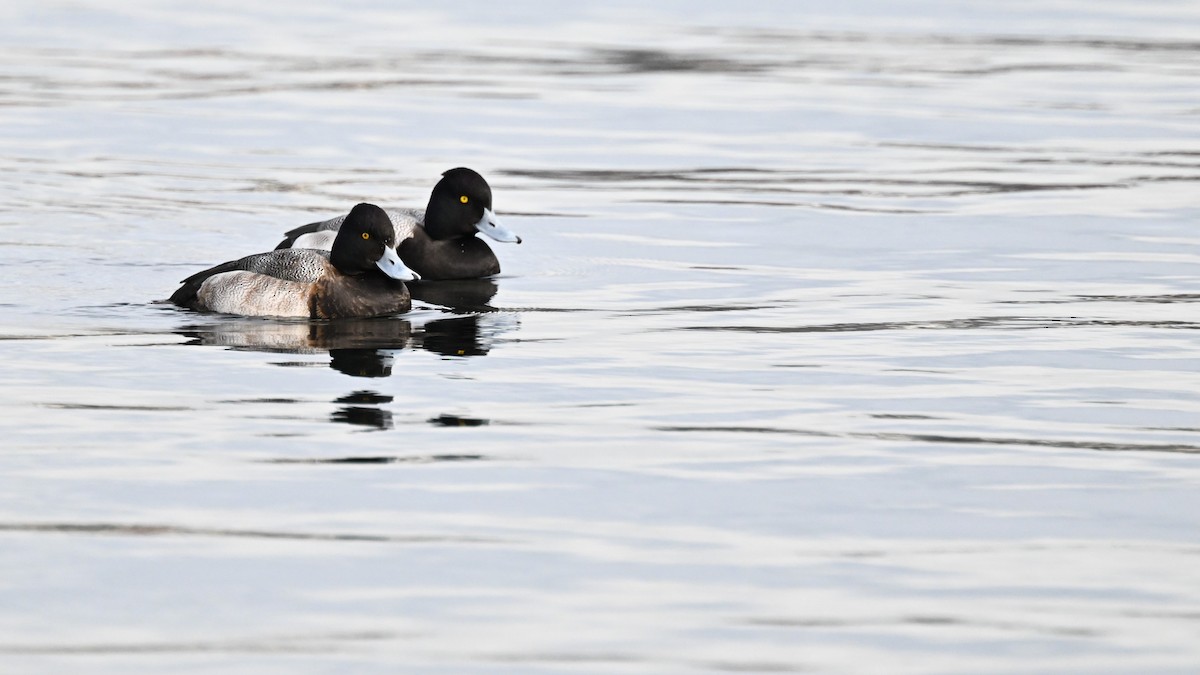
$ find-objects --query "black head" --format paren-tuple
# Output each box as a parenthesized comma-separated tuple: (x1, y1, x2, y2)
(423, 167, 495, 240)
(330, 203, 400, 276)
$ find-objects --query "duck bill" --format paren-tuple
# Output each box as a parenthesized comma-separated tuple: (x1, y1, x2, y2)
(475, 208, 522, 244)
(376, 246, 419, 281)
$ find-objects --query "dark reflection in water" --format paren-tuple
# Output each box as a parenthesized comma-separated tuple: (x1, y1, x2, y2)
(176, 279, 514, 377)
(177, 316, 414, 353)
(328, 347, 397, 378)
(331, 406, 393, 430)
(417, 315, 490, 357)
(330, 391, 395, 431)
(409, 278, 498, 313)
(428, 413, 489, 427)
(335, 391, 394, 405)
(175, 283, 514, 433)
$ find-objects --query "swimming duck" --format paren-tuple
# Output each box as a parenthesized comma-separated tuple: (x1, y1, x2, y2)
(170, 203, 417, 319)
(275, 167, 521, 280)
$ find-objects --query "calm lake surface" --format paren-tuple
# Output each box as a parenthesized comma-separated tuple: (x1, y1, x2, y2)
(2, 1, 1199, 672)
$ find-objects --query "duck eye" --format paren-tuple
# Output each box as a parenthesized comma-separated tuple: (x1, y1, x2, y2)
(361, 232, 370, 240)
(459, 195, 469, 204)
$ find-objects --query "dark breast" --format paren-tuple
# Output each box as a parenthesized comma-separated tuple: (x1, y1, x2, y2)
(399, 233, 500, 280)
(310, 275, 412, 319)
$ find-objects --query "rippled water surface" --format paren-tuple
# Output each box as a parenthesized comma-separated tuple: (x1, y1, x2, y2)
(2, 1, 1200, 672)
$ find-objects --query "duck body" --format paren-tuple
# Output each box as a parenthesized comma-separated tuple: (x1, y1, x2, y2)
(171, 203, 416, 319)
(275, 168, 521, 280)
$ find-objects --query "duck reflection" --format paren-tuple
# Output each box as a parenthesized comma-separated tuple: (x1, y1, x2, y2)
(332, 392, 395, 430)
(176, 316, 412, 378)
(417, 314, 489, 357)
(175, 278, 515, 377)
(409, 278, 498, 313)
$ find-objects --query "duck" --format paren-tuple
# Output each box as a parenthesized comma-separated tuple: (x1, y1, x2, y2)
(170, 203, 418, 319)
(275, 167, 521, 280)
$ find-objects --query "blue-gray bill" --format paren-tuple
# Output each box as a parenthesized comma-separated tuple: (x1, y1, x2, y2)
(376, 246, 419, 280)
(475, 208, 521, 244)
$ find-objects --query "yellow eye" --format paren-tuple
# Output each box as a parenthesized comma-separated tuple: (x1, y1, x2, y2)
(459, 195, 469, 204)
(361, 232, 370, 240)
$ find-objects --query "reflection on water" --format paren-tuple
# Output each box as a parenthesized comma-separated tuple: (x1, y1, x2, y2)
(176, 316, 413, 354)
(178, 312, 513, 369)
(327, 347, 400, 378)
(416, 315, 493, 357)
(176, 280, 516, 377)
(409, 278, 499, 313)
(331, 405, 393, 430)
(428, 413, 489, 427)
(332, 391, 394, 430)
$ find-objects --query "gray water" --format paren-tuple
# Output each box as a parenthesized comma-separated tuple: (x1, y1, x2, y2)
(2, 1, 1200, 672)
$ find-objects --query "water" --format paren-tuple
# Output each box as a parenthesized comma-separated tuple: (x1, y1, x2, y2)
(2, 1, 1200, 672)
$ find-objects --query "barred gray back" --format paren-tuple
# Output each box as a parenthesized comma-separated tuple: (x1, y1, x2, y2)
(385, 209, 421, 241)
(239, 248, 331, 283)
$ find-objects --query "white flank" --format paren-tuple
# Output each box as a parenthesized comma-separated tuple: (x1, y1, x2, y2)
(197, 271, 312, 318)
